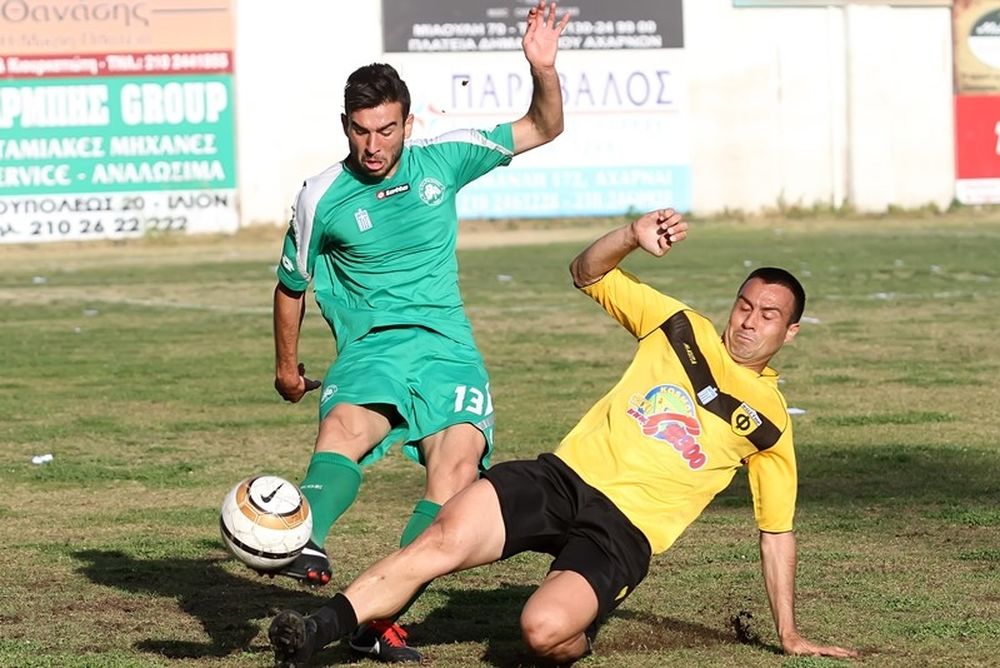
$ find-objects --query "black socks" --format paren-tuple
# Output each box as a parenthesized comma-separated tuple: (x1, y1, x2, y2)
(310, 592, 359, 649)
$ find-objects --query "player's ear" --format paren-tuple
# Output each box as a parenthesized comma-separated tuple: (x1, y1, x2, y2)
(403, 113, 414, 139)
(341, 113, 349, 136)
(783, 322, 800, 344)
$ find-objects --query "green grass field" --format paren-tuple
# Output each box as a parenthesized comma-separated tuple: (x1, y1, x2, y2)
(1, 214, 998, 667)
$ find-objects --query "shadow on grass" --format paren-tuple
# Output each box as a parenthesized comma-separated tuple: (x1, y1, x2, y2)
(799, 442, 998, 504)
(73, 552, 761, 666)
(717, 441, 1000, 511)
(72, 549, 352, 661)
(403, 584, 747, 667)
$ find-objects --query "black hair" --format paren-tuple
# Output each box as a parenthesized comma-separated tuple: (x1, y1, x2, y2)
(740, 267, 806, 324)
(344, 63, 411, 118)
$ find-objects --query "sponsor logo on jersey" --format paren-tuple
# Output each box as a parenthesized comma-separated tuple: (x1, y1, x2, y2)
(418, 177, 446, 206)
(696, 384, 718, 405)
(682, 342, 698, 365)
(376, 183, 410, 200)
(281, 255, 294, 272)
(354, 208, 373, 232)
(626, 384, 707, 470)
(321, 385, 338, 403)
(731, 402, 763, 437)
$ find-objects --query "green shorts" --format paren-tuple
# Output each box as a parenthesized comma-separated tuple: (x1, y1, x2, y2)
(319, 326, 495, 469)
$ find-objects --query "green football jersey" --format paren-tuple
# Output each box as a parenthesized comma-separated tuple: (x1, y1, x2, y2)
(277, 124, 514, 351)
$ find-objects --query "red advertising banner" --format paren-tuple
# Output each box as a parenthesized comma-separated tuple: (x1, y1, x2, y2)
(954, 95, 1000, 203)
(954, 1, 1000, 203)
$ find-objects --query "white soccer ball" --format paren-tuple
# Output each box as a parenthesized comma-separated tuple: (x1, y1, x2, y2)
(219, 475, 312, 571)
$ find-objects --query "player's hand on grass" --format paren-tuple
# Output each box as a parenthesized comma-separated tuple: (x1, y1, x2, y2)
(631, 208, 687, 257)
(275, 362, 321, 403)
(782, 632, 859, 659)
(522, 1, 570, 70)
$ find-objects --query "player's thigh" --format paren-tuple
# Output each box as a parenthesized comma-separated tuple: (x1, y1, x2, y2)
(315, 403, 395, 460)
(480, 454, 577, 558)
(520, 569, 599, 644)
(344, 479, 505, 619)
(406, 478, 507, 571)
(420, 424, 485, 502)
(405, 333, 495, 467)
(316, 330, 411, 460)
(318, 330, 413, 420)
(551, 506, 651, 636)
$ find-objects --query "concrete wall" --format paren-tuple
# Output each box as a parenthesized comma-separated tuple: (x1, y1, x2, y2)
(685, 0, 954, 214)
(234, 1, 955, 223)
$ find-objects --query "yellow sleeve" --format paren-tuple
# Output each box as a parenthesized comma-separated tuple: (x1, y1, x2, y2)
(579, 268, 689, 339)
(745, 425, 797, 532)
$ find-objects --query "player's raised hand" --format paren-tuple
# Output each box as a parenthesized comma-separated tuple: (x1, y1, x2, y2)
(632, 208, 687, 257)
(275, 362, 322, 403)
(522, 1, 570, 70)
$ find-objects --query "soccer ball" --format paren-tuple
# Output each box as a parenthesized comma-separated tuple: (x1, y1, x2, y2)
(219, 475, 312, 571)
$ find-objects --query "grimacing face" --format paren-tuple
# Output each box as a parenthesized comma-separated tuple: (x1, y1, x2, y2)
(341, 101, 413, 179)
(722, 277, 800, 373)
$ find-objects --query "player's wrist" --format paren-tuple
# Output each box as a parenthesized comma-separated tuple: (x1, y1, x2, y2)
(625, 220, 641, 249)
(528, 63, 558, 78)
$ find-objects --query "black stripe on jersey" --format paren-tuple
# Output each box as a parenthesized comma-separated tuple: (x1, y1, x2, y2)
(659, 312, 783, 451)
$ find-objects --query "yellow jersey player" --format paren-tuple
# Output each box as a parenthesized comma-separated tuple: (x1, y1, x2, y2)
(268, 209, 858, 666)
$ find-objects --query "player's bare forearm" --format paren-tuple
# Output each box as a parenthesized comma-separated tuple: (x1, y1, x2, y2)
(570, 209, 687, 287)
(759, 531, 799, 646)
(512, 65, 563, 154)
(273, 283, 305, 379)
(760, 531, 859, 658)
(273, 284, 321, 402)
(569, 224, 639, 287)
(512, 1, 569, 154)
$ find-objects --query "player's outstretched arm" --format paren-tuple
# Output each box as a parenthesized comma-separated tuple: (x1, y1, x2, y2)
(570, 208, 687, 287)
(511, 1, 570, 155)
(273, 283, 321, 403)
(759, 531, 858, 658)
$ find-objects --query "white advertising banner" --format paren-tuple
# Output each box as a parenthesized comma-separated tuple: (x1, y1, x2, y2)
(383, 0, 690, 218)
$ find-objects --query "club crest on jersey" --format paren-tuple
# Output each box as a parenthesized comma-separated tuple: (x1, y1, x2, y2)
(418, 177, 446, 206)
(376, 183, 410, 200)
(354, 208, 372, 232)
(626, 384, 707, 470)
(731, 402, 763, 437)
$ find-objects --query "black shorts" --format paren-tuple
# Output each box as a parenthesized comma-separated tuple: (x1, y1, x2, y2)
(481, 453, 652, 632)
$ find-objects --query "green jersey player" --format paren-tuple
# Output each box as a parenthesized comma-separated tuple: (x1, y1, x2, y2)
(270, 1, 570, 662)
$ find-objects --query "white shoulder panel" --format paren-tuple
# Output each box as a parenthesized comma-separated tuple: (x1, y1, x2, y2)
(293, 162, 344, 280)
(407, 129, 513, 157)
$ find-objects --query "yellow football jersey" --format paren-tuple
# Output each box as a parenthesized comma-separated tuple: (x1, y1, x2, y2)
(555, 268, 797, 554)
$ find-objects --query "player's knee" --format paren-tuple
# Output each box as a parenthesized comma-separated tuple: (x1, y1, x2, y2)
(402, 517, 468, 571)
(447, 457, 481, 489)
(520, 607, 577, 659)
(426, 455, 480, 501)
(316, 408, 376, 458)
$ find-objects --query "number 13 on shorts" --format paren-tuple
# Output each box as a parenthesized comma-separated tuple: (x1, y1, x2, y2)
(453, 383, 493, 417)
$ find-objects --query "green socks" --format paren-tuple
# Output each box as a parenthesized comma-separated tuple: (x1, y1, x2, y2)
(399, 498, 442, 548)
(390, 498, 442, 621)
(299, 452, 363, 547)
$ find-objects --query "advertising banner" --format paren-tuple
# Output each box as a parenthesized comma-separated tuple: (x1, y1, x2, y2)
(383, 0, 682, 53)
(733, 1, 947, 6)
(384, 0, 690, 218)
(0, 0, 237, 243)
(954, 0, 1000, 203)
